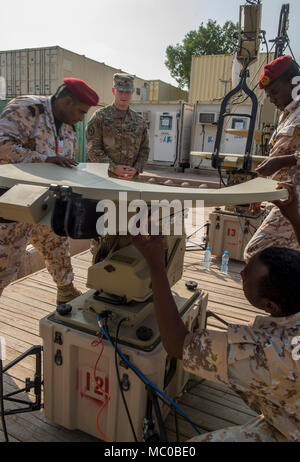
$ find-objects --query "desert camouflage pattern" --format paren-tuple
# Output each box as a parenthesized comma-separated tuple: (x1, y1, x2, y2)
(183, 311, 300, 442)
(188, 415, 287, 442)
(0, 95, 76, 290)
(0, 222, 73, 290)
(0, 95, 77, 164)
(86, 104, 149, 174)
(244, 99, 300, 261)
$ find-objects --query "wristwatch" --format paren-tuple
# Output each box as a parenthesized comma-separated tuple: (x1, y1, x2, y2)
(294, 152, 300, 166)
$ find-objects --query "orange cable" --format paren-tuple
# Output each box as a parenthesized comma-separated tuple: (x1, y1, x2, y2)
(90, 329, 112, 442)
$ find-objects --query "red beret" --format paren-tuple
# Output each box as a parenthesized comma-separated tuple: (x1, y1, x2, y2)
(258, 55, 294, 89)
(63, 78, 99, 106)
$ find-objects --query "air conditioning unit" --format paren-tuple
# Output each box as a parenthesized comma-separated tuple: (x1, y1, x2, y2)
(199, 112, 219, 124)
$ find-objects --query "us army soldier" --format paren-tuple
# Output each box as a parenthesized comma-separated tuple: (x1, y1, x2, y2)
(86, 73, 149, 180)
(0, 78, 99, 304)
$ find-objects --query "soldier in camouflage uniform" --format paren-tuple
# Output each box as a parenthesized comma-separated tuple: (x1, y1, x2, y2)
(0, 78, 99, 304)
(133, 232, 300, 442)
(244, 56, 300, 262)
(86, 73, 149, 256)
(86, 73, 149, 180)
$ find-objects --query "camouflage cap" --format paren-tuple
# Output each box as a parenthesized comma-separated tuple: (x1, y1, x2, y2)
(113, 73, 135, 92)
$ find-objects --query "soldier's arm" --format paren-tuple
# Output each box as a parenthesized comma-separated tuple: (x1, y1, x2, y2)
(132, 233, 229, 384)
(86, 114, 117, 170)
(256, 154, 298, 176)
(133, 124, 150, 174)
(133, 233, 189, 358)
(272, 183, 300, 246)
(256, 127, 300, 177)
(0, 101, 49, 164)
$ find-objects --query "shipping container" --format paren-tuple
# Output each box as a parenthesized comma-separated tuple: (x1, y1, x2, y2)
(148, 80, 188, 103)
(0, 47, 59, 98)
(131, 101, 194, 167)
(190, 100, 260, 161)
(189, 52, 274, 105)
(0, 46, 187, 118)
(188, 52, 277, 169)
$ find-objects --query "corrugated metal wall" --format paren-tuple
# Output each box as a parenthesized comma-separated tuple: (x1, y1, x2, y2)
(189, 54, 233, 103)
(0, 46, 187, 111)
(0, 48, 59, 98)
(189, 52, 274, 104)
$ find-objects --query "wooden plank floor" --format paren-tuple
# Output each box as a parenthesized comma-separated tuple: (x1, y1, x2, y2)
(0, 246, 259, 442)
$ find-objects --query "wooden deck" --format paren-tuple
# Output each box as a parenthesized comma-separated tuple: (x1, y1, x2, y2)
(0, 247, 259, 443)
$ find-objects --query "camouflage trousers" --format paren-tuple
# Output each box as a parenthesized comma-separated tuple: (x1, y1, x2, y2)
(244, 205, 300, 262)
(187, 415, 287, 442)
(0, 222, 74, 293)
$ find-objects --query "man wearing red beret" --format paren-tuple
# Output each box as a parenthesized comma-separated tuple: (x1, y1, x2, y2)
(244, 55, 300, 261)
(0, 78, 99, 304)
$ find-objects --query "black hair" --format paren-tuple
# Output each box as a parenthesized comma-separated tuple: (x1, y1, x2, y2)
(257, 246, 300, 316)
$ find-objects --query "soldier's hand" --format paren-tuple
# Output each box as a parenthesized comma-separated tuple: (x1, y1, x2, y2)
(45, 156, 78, 168)
(272, 182, 299, 221)
(133, 234, 165, 269)
(113, 165, 137, 179)
(256, 156, 290, 177)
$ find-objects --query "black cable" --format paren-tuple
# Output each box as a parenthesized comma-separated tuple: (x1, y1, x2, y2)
(247, 228, 254, 238)
(186, 224, 206, 239)
(218, 166, 227, 187)
(101, 321, 202, 438)
(287, 42, 297, 63)
(231, 41, 275, 106)
(155, 392, 203, 436)
(261, 30, 269, 64)
(174, 405, 180, 442)
(114, 318, 138, 442)
(0, 359, 9, 442)
(249, 223, 259, 233)
(172, 377, 205, 442)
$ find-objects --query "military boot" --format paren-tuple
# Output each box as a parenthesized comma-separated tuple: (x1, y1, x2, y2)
(56, 283, 82, 305)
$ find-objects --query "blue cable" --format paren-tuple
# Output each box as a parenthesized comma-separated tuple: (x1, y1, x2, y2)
(234, 209, 249, 244)
(97, 314, 201, 436)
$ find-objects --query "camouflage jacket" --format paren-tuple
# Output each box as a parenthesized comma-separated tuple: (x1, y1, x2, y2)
(86, 104, 149, 173)
(269, 99, 300, 184)
(183, 312, 300, 441)
(0, 96, 77, 164)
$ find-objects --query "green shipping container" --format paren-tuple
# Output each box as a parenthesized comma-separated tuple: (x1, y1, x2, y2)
(75, 114, 87, 162)
(0, 99, 10, 113)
